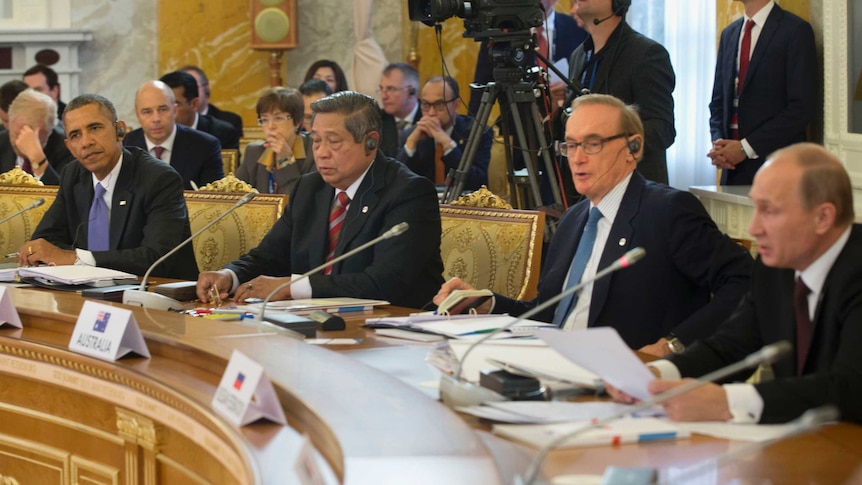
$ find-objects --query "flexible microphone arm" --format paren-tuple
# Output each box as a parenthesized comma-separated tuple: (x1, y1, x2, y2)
(453, 247, 646, 382)
(0, 198, 45, 225)
(518, 340, 794, 485)
(533, 49, 587, 100)
(137, 190, 257, 291)
(257, 222, 409, 322)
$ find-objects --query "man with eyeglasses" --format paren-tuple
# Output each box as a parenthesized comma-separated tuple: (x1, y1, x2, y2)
(159, 71, 240, 151)
(378, 63, 421, 158)
(124, 80, 223, 190)
(196, 91, 444, 309)
(435, 94, 751, 356)
(397, 76, 492, 190)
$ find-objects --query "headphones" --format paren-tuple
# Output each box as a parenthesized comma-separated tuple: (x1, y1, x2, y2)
(115, 123, 125, 138)
(365, 136, 378, 154)
(627, 137, 641, 155)
(407, 86, 417, 96)
(612, 0, 632, 16)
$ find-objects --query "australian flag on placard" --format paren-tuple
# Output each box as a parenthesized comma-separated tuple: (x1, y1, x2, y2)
(234, 372, 245, 391)
(93, 311, 111, 333)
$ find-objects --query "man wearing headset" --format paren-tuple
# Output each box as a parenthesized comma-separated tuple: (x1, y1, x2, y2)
(378, 63, 422, 158)
(397, 76, 493, 191)
(19, 94, 198, 280)
(197, 91, 444, 309)
(560, 0, 676, 187)
(436, 94, 752, 356)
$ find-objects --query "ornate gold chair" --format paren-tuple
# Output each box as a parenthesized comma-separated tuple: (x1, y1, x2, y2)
(184, 191, 287, 272)
(439, 205, 545, 300)
(196, 173, 257, 193)
(0, 181, 58, 259)
(221, 149, 239, 175)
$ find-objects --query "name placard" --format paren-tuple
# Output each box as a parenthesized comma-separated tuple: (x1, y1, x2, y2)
(69, 300, 151, 361)
(0, 286, 22, 328)
(212, 349, 286, 426)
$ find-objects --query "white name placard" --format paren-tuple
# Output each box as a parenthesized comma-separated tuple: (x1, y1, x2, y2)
(212, 349, 286, 427)
(0, 286, 21, 328)
(69, 300, 150, 361)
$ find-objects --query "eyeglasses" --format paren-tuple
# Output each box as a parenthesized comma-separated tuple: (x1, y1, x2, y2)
(377, 86, 410, 95)
(419, 98, 457, 112)
(558, 133, 628, 157)
(257, 114, 292, 126)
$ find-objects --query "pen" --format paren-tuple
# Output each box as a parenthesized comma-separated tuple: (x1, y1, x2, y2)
(211, 308, 248, 314)
(458, 328, 498, 336)
(4, 252, 18, 258)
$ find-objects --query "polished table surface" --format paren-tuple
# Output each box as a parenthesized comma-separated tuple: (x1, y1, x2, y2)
(5, 284, 862, 484)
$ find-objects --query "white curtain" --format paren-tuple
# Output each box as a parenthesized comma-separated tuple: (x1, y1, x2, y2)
(629, 0, 717, 190)
(351, 0, 388, 101)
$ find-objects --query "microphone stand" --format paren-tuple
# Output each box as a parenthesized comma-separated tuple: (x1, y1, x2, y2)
(0, 198, 45, 225)
(518, 340, 794, 485)
(440, 247, 646, 408)
(122, 191, 258, 311)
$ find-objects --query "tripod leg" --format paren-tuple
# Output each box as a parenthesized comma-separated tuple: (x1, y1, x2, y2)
(528, 102, 563, 208)
(505, 91, 545, 210)
(444, 83, 499, 203)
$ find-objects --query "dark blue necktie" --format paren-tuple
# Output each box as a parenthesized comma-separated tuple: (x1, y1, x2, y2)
(553, 207, 603, 328)
(88, 183, 109, 251)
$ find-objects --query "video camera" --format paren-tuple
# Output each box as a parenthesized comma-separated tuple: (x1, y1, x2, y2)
(407, 0, 543, 41)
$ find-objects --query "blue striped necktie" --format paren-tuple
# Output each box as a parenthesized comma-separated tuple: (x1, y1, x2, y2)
(88, 183, 110, 251)
(553, 207, 603, 327)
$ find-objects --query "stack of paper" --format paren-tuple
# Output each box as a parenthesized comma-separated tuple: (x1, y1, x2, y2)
(493, 417, 689, 448)
(18, 265, 136, 285)
(457, 401, 661, 424)
(365, 314, 554, 339)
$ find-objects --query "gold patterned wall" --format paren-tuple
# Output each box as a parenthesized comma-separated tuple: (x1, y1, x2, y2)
(158, 1, 273, 130)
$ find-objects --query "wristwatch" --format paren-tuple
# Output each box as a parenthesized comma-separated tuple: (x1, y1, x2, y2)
(666, 333, 685, 354)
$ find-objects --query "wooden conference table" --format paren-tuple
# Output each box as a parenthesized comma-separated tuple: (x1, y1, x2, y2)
(0, 285, 860, 484)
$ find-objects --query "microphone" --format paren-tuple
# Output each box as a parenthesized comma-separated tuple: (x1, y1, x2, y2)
(517, 340, 794, 485)
(122, 190, 258, 311)
(0, 198, 45, 225)
(592, 13, 615, 25)
(440, 247, 646, 408)
(256, 222, 409, 323)
(661, 405, 839, 483)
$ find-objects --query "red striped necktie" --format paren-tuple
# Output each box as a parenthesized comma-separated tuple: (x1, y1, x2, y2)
(324, 191, 350, 275)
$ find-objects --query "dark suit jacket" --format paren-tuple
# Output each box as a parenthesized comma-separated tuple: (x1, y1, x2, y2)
(396, 114, 492, 191)
(710, 5, 817, 185)
(124, 124, 224, 190)
(31, 147, 198, 280)
(380, 108, 422, 159)
(197, 113, 239, 150)
(236, 136, 316, 195)
(565, 22, 676, 185)
(667, 226, 862, 424)
(495, 172, 753, 349)
(469, 12, 587, 116)
(208, 104, 244, 137)
(226, 153, 444, 308)
(0, 125, 73, 185)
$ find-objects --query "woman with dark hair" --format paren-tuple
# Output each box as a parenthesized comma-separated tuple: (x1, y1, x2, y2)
(303, 60, 348, 93)
(236, 88, 315, 194)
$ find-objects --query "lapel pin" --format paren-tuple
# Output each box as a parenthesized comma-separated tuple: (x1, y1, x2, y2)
(362, 206, 369, 213)
(618, 238, 626, 246)
(119, 200, 127, 206)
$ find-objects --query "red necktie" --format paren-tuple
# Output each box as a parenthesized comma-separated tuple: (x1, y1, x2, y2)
(153, 146, 165, 160)
(737, 19, 755, 94)
(536, 25, 549, 69)
(794, 277, 811, 375)
(324, 191, 350, 275)
(21, 157, 32, 175)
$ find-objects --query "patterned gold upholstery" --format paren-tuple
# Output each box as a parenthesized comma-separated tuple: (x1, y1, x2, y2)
(439, 205, 545, 300)
(197, 173, 256, 193)
(0, 184, 58, 259)
(184, 191, 287, 272)
(221, 149, 239, 175)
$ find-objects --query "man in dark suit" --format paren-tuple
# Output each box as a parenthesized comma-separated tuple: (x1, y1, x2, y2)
(19, 94, 198, 280)
(633, 144, 862, 425)
(160, 71, 240, 150)
(708, 0, 817, 185)
(378, 63, 422, 158)
(23, 64, 66, 121)
(124, 80, 223, 190)
(435, 94, 751, 355)
(398, 76, 492, 190)
(180, 65, 244, 137)
(0, 80, 28, 130)
(196, 91, 444, 309)
(0, 89, 74, 184)
(562, 0, 675, 185)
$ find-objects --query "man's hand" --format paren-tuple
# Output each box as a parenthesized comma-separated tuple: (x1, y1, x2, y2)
(433, 277, 493, 314)
(639, 338, 671, 357)
(648, 379, 733, 422)
(415, 117, 452, 147)
(549, 81, 567, 110)
(196, 270, 234, 303)
(604, 380, 640, 405)
(232, 275, 292, 303)
(708, 139, 746, 169)
(14, 125, 48, 176)
(18, 238, 76, 266)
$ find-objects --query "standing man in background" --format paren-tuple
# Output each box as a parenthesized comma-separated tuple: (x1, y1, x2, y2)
(23, 65, 66, 123)
(160, 71, 240, 151)
(181, 65, 245, 137)
(708, 0, 817, 185)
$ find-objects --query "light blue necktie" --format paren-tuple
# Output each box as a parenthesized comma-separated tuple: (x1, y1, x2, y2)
(553, 207, 603, 328)
(88, 183, 109, 251)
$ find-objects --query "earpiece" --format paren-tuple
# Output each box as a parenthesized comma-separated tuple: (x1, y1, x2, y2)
(115, 123, 125, 138)
(408, 86, 417, 96)
(365, 136, 378, 154)
(627, 138, 641, 154)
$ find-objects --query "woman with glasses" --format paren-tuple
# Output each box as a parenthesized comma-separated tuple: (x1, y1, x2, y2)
(236, 88, 316, 194)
